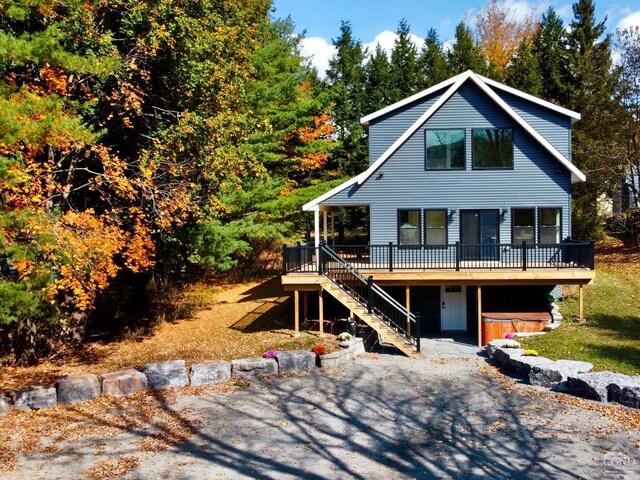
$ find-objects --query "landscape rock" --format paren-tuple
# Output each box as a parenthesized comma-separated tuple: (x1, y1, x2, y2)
(142, 360, 188, 389)
(10, 386, 57, 410)
(190, 361, 231, 386)
(0, 394, 13, 416)
(608, 376, 640, 409)
(485, 339, 521, 358)
(231, 358, 277, 378)
(492, 347, 525, 369)
(566, 371, 629, 402)
(276, 350, 317, 373)
(529, 360, 593, 388)
(318, 348, 351, 369)
(510, 355, 554, 377)
(543, 322, 562, 332)
(57, 374, 101, 404)
(101, 369, 149, 396)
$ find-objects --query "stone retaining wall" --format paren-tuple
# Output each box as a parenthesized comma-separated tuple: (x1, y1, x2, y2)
(485, 339, 640, 410)
(1, 343, 365, 416)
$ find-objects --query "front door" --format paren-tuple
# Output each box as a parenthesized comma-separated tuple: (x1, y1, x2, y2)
(441, 285, 467, 331)
(460, 210, 499, 260)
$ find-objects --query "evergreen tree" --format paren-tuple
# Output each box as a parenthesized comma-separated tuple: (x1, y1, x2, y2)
(388, 19, 420, 102)
(448, 22, 487, 75)
(505, 37, 542, 95)
(532, 8, 566, 102)
(418, 29, 451, 88)
(563, 0, 623, 239)
(326, 21, 368, 175)
(365, 43, 391, 114)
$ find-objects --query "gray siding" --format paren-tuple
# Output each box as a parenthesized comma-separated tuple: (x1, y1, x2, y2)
(493, 90, 572, 159)
(368, 89, 444, 164)
(323, 80, 572, 243)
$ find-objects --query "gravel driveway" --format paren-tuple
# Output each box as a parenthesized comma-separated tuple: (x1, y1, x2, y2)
(2, 350, 639, 479)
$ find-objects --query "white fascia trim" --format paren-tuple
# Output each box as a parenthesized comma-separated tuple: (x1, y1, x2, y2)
(360, 71, 468, 126)
(468, 72, 586, 183)
(356, 71, 474, 186)
(477, 74, 581, 124)
(302, 176, 360, 211)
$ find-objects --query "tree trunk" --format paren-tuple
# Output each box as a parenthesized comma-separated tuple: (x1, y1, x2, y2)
(14, 317, 38, 365)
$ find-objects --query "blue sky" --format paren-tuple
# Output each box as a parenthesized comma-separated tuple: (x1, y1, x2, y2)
(272, 0, 640, 74)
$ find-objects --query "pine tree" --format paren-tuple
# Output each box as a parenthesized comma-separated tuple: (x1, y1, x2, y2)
(448, 22, 487, 75)
(562, 0, 623, 239)
(326, 21, 368, 175)
(532, 8, 566, 102)
(417, 29, 450, 88)
(505, 37, 542, 95)
(365, 43, 391, 114)
(388, 19, 420, 102)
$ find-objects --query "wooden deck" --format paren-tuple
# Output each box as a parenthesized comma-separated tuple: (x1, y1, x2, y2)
(282, 266, 595, 289)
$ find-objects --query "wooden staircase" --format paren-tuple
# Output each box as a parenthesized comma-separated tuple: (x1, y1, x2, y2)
(321, 279, 420, 358)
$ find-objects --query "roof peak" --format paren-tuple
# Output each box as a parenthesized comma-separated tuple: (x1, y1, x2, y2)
(360, 70, 580, 127)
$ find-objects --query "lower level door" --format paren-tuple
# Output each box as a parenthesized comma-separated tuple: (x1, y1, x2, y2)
(440, 285, 467, 331)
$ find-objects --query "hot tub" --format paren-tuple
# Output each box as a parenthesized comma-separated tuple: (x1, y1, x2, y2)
(481, 312, 552, 345)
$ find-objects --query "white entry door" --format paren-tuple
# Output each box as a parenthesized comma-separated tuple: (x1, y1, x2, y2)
(441, 285, 467, 331)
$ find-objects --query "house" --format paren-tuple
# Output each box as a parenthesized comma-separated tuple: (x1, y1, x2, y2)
(281, 70, 595, 356)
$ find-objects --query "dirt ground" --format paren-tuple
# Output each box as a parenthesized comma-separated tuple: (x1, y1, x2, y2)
(1, 354, 639, 479)
(1, 277, 330, 391)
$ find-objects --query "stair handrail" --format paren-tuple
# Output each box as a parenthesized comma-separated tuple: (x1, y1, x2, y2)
(319, 244, 419, 351)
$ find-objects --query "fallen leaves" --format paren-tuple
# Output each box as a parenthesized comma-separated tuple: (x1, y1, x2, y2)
(86, 455, 140, 479)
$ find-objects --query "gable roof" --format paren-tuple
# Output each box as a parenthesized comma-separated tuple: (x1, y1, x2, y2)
(303, 71, 585, 212)
(360, 70, 581, 128)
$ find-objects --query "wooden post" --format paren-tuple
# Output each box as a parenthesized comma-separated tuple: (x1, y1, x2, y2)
(578, 284, 585, 322)
(405, 285, 411, 334)
(303, 291, 308, 322)
(318, 287, 324, 335)
(314, 209, 320, 270)
(323, 210, 328, 243)
(477, 285, 483, 348)
(294, 290, 300, 334)
(330, 211, 335, 244)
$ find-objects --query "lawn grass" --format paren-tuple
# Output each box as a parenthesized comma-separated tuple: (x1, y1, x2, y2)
(521, 237, 640, 375)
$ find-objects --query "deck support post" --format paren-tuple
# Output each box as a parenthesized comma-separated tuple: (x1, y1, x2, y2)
(323, 210, 328, 243)
(578, 284, 585, 322)
(319, 287, 324, 335)
(405, 286, 411, 334)
(294, 290, 300, 334)
(303, 291, 308, 322)
(477, 285, 483, 348)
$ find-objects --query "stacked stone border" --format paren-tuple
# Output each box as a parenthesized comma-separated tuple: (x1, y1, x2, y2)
(0, 339, 365, 416)
(486, 339, 640, 410)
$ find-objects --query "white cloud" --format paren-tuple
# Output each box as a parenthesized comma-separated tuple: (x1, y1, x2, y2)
(299, 36, 336, 77)
(555, 4, 573, 20)
(617, 11, 640, 31)
(364, 30, 425, 58)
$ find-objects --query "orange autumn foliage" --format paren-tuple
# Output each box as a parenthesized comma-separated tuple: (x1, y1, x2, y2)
(476, 0, 538, 75)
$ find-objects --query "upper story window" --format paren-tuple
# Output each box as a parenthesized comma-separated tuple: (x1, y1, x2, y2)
(539, 208, 561, 244)
(512, 208, 535, 244)
(425, 129, 465, 170)
(398, 210, 421, 245)
(472, 128, 513, 169)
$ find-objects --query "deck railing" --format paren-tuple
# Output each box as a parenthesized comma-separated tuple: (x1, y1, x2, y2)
(282, 241, 595, 273)
(318, 244, 420, 351)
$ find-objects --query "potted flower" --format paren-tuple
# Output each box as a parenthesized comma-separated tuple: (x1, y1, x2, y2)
(262, 349, 278, 359)
(311, 344, 328, 355)
(337, 332, 355, 348)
